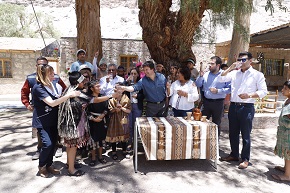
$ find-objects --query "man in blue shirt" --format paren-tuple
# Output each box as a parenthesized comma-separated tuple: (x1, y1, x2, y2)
(195, 56, 231, 136)
(120, 61, 167, 117)
(69, 49, 95, 78)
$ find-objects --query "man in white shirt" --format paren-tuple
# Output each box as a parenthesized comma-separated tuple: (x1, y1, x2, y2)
(100, 64, 124, 96)
(218, 51, 267, 169)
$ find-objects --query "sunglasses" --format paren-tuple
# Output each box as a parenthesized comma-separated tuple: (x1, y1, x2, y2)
(237, 58, 248, 63)
(108, 69, 115, 72)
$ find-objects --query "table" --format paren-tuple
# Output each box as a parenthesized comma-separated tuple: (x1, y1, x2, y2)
(133, 117, 219, 173)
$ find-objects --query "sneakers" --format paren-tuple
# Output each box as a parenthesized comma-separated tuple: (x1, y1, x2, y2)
(55, 147, 63, 158)
(32, 151, 40, 160)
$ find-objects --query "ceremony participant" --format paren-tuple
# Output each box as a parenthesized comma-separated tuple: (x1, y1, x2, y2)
(69, 49, 95, 77)
(117, 65, 126, 78)
(167, 64, 178, 83)
(100, 64, 124, 96)
(125, 68, 144, 150)
(167, 66, 199, 117)
(21, 56, 66, 160)
(58, 71, 117, 176)
(119, 61, 167, 117)
(32, 65, 80, 178)
(156, 63, 166, 76)
(195, 56, 231, 136)
(272, 81, 290, 182)
(106, 84, 131, 160)
(136, 62, 145, 78)
(218, 51, 267, 169)
(87, 81, 109, 166)
(92, 51, 108, 80)
(187, 58, 199, 81)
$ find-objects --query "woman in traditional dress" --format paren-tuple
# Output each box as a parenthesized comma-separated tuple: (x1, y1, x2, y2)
(106, 84, 131, 160)
(167, 66, 199, 117)
(58, 71, 116, 176)
(272, 81, 290, 182)
(86, 80, 109, 166)
(32, 65, 80, 178)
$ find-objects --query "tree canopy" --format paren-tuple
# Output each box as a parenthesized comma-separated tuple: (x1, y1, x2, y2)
(0, 3, 59, 38)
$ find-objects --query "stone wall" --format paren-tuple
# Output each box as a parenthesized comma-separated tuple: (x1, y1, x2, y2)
(60, 37, 215, 72)
(0, 51, 41, 95)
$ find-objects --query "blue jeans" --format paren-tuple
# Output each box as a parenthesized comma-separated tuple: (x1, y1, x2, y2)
(128, 103, 142, 145)
(228, 103, 255, 161)
(37, 126, 57, 167)
(172, 108, 193, 117)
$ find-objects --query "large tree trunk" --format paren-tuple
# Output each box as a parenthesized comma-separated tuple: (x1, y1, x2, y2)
(227, 0, 252, 66)
(138, 0, 209, 68)
(75, 0, 102, 63)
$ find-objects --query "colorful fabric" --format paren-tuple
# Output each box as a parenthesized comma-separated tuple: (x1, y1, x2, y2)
(274, 102, 290, 160)
(58, 87, 90, 148)
(136, 117, 218, 160)
(106, 94, 131, 143)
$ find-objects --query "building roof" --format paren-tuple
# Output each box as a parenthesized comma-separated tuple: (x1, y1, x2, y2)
(216, 22, 290, 49)
(0, 37, 57, 51)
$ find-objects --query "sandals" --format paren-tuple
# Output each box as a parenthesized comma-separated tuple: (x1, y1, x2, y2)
(68, 169, 85, 177)
(65, 163, 82, 169)
(98, 157, 107, 164)
(274, 166, 285, 172)
(123, 152, 130, 159)
(271, 174, 290, 182)
(89, 160, 96, 166)
(112, 154, 118, 160)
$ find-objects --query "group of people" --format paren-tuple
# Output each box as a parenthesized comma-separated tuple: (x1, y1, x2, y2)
(21, 49, 290, 182)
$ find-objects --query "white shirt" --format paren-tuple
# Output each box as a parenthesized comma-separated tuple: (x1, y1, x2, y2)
(168, 80, 199, 110)
(100, 75, 124, 96)
(218, 66, 267, 103)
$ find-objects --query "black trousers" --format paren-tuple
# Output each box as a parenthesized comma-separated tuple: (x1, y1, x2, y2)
(201, 98, 224, 136)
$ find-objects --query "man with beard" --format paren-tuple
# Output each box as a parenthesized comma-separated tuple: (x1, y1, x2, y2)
(195, 56, 231, 136)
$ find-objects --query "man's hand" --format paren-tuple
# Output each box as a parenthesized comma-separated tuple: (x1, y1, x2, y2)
(209, 87, 218, 94)
(94, 50, 99, 58)
(199, 70, 204, 77)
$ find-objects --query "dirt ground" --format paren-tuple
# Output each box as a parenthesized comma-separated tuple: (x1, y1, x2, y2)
(0, 108, 289, 193)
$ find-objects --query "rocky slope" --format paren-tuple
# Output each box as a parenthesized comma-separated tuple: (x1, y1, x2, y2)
(0, 0, 289, 42)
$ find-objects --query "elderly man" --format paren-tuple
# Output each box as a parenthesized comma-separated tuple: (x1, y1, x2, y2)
(99, 64, 124, 96)
(119, 61, 167, 117)
(218, 51, 267, 169)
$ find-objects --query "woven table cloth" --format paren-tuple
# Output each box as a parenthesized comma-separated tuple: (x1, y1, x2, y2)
(136, 117, 218, 161)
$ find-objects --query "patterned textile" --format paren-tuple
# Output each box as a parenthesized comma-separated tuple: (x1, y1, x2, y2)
(58, 86, 90, 148)
(106, 94, 131, 143)
(274, 102, 290, 160)
(136, 117, 218, 160)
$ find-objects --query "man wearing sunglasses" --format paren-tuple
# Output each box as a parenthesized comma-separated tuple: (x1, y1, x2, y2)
(195, 56, 231, 137)
(218, 52, 267, 169)
(21, 56, 67, 160)
(99, 64, 124, 96)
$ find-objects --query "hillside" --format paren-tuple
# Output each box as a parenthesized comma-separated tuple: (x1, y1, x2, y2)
(0, 0, 289, 43)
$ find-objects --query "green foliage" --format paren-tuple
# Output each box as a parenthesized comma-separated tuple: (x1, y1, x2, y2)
(265, 0, 288, 15)
(0, 3, 59, 38)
